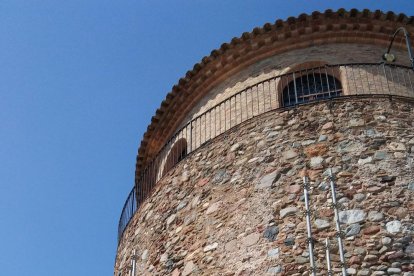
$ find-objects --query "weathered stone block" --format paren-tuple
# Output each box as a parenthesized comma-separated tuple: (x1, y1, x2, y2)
(386, 220, 402, 234)
(339, 209, 366, 224)
(280, 207, 298, 219)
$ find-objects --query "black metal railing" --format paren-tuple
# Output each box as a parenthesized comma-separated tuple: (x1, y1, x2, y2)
(117, 187, 136, 243)
(117, 62, 414, 243)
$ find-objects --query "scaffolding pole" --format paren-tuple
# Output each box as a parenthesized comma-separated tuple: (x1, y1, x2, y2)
(328, 168, 347, 276)
(303, 176, 317, 276)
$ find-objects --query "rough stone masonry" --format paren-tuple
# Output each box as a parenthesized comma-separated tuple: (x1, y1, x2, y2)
(116, 99, 414, 275)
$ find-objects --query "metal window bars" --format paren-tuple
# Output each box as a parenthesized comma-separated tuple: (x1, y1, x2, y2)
(117, 62, 414, 244)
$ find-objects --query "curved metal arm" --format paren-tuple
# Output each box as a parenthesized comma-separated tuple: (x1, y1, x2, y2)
(384, 27, 414, 70)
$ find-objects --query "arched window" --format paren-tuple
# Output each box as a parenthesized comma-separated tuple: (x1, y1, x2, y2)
(282, 73, 342, 107)
(162, 138, 188, 176)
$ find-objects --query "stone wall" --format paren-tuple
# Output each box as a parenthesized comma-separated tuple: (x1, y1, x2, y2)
(116, 98, 414, 276)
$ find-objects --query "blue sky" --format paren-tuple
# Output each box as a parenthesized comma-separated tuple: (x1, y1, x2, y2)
(0, 1, 412, 275)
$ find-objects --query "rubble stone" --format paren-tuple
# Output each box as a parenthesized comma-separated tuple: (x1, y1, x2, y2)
(263, 226, 279, 241)
(242, 233, 261, 247)
(182, 261, 197, 276)
(368, 211, 384, 222)
(339, 210, 366, 224)
(386, 221, 402, 234)
(314, 219, 330, 230)
(280, 207, 298, 219)
(203, 242, 218, 252)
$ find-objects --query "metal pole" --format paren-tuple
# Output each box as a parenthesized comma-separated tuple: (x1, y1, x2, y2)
(382, 63, 391, 95)
(325, 238, 333, 276)
(293, 72, 298, 104)
(328, 168, 347, 276)
(131, 249, 137, 276)
(303, 176, 317, 276)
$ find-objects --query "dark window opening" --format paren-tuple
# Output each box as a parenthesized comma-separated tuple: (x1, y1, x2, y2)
(282, 73, 342, 107)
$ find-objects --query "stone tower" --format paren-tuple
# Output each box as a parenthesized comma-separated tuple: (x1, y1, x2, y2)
(115, 9, 414, 276)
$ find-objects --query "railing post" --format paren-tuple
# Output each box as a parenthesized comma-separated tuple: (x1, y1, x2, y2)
(382, 63, 391, 93)
(293, 72, 298, 104)
(190, 121, 193, 153)
(325, 66, 331, 98)
(131, 188, 134, 219)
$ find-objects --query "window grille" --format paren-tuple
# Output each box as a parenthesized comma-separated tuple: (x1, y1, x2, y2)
(282, 73, 342, 107)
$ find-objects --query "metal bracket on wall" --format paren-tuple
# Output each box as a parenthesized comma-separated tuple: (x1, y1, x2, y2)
(383, 27, 414, 70)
